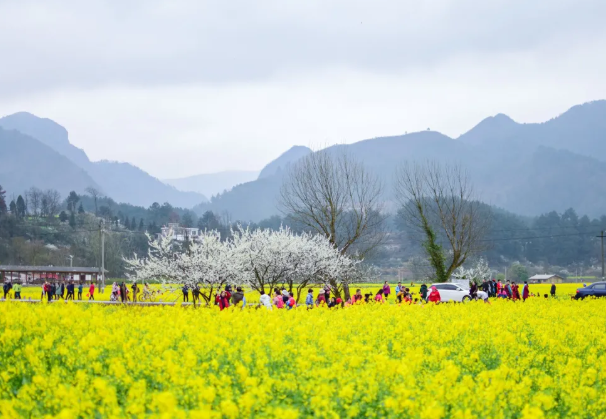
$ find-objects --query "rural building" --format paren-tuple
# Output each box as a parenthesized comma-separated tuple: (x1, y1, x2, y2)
(0, 265, 105, 284)
(529, 274, 564, 283)
(157, 223, 200, 242)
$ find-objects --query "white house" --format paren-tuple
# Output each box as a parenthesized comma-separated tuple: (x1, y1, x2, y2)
(157, 223, 200, 242)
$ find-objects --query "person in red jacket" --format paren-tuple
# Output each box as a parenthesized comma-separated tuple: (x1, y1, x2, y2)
(427, 286, 441, 303)
(215, 290, 230, 310)
(522, 281, 530, 301)
(512, 282, 521, 300)
(88, 282, 95, 301)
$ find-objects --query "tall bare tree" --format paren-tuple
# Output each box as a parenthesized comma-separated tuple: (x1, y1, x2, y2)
(26, 187, 43, 218)
(394, 161, 490, 282)
(279, 150, 386, 299)
(85, 187, 102, 216)
(42, 189, 61, 218)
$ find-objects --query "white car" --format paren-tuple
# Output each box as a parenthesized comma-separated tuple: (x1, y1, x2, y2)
(427, 283, 471, 302)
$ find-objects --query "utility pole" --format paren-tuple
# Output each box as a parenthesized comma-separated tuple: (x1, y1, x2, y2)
(598, 231, 606, 279)
(100, 219, 106, 292)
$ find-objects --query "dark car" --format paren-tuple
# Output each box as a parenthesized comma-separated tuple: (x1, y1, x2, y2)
(575, 282, 606, 299)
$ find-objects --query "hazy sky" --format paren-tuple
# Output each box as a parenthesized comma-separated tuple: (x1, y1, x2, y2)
(1, 0, 605, 179)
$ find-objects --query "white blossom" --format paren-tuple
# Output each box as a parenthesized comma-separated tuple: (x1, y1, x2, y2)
(453, 257, 491, 284)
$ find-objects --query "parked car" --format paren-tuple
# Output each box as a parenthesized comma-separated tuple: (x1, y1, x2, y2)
(575, 282, 606, 299)
(428, 283, 471, 302)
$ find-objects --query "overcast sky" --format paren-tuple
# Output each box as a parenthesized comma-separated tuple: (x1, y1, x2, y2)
(1, 0, 605, 179)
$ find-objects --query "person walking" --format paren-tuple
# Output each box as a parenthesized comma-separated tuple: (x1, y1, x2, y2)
(550, 282, 556, 297)
(182, 285, 189, 302)
(316, 290, 326, 306)
(273, 291, 284, 309)
(231, 287, 245, 306)
(323, 285, 331, 302)
(13, 282, 21, 299)
(77, 282, 83, 300)
(287, 292, 296, 309)
(66, 282, 74, 300)
(305, 288, 314, 309)
(46, 282, 53, 303)
(505, 281, 513, 299)
(511, 282, 521, 300)
(470, 282, 478, 300)
(395, 282, 403, 303)
(41, 282, 46, 300)
(192, 285, 200, 305)
(382, 281, 391, 300)
(481, 280, 490, 294)
(55, 283, 61, 300)
(119, 282, 127, 303)
(215, 290, 230, 310)
(110, 282, 118, 302)
(89, 282, 95, 301)
(2, 281, 11, 299)
(522, 281, 530, 301)
(60, 282, 65, 300)
(259, 290, 272, 310)
(131, 282, 139, 302)
(427, 286, 441, 303)
(353, 289, 363, 304)
(491, 280, 497, 297)
(420, 283, 428, 301)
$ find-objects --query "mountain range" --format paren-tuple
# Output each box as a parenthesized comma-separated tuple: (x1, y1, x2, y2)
(0, 112, 207, 208)
(1, 101, 606, 219)
(194, 100, 606, 221)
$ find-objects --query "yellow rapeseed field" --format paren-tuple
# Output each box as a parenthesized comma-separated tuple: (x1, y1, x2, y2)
(1, 296, 604, 418)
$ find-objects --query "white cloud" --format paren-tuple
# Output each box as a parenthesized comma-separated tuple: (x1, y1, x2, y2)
(0, 0, 604, 178)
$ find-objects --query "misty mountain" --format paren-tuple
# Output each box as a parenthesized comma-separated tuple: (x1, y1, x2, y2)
(258, 146, 312, 179)
(459, 100, 606, 160)
(164, 170, 260, 198)
(0, 112, 91, 169)
(195, 100, 606, 221)
(0, 127, 101, 197)
(0, 112, 207, 208)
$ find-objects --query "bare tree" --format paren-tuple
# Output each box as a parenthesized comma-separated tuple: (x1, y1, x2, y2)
(26, 187, 43, 218)
(394, 161, 490, 282)
(279, 150, 386, 299)
(85, 187, 102, 216)
(42, 189, 61, 218)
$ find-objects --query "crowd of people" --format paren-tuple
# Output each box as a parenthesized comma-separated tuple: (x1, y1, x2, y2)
(205, 278, 554, 310)
(1, 277, 557, 307)
(40, 280, 94, 302)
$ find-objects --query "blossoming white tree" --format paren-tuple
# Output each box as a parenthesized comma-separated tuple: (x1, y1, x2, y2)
(230, 226, 358, 301)
(124, 230, 236, 304)
(452, 257, 491, 285)
(125, 225, 360, 304)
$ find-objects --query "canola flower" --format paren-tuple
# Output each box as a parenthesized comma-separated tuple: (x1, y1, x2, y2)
(0, 297, 604, 418)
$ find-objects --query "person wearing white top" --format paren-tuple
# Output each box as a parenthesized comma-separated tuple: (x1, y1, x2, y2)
(477, 290, 490, 303)
(259, 291, 272, 310)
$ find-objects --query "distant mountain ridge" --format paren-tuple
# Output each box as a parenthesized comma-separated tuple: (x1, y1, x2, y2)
(0, 112, 207, 208)
(195, 100, 606, 221)
(0, 127, 101, 198)
(164, 170, 260, 198)
(258, 146, 312, 179)
(3, 100, 605, 216)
